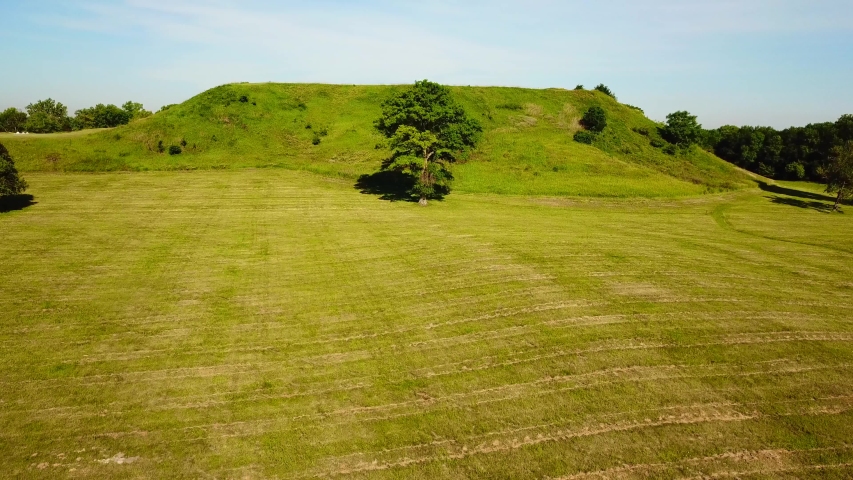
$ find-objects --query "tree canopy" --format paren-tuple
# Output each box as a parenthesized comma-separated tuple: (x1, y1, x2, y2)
(74, 104, 132, 129)
(819, 141, 853, 211)
(0, 143, 27, 197)
(0, 108, 28, 133)
(375, 80, 481, 205)
(25, 98, 71, 133)
(663, 111, 702, 147)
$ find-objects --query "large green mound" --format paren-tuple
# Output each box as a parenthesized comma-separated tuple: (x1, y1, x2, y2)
(3, 83, 754, 197)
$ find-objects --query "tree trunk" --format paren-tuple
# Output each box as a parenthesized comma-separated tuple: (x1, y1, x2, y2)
(834, 187, 844, 212)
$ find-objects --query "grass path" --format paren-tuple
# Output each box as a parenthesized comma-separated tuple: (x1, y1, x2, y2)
(1, 171, 851, 479)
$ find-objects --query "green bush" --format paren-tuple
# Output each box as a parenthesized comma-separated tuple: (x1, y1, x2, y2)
(633, 127, 650, 136)
(650, 138, 665, 148)
(581, 106, 607, 132)
(156, 140, 165, 153)
(574, 85, 584, 90)
(574, 131, 595, 144)
(312, 134, 321, 145)
(239, 95, 249, 103)
(662, 144, 677, 155)
(168, 145, 182, 155)
(594, 84, 616, 99)
(785, 162, 806, 179)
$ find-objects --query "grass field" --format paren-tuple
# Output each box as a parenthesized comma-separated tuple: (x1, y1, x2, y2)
(1, 170, 852, 479)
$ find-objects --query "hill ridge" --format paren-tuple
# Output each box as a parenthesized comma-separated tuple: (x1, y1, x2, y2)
(2, 83, 754, 198)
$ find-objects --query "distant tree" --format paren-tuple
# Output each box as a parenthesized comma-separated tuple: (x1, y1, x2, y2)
(819, 141, 853, 211)
(0, 143, 27, 197)
(580, 106, 607, 133)
(25, 98, 72, 133)
(375, 80, 481, 205)
(0, 108, 28, 133)
(122, 101, 152, 120)
(74, 104, 132, 129)
(594, 84, 616, 100)
(662, 111, 702, 147)
(157, 104, 177, 113)
(574, 84, 584, 90)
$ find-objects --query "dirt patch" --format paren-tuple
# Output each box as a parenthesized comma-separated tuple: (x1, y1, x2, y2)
(97, 452, 140, 465)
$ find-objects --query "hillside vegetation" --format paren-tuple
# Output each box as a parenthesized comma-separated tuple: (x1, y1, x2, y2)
(2, 83, 754, 197)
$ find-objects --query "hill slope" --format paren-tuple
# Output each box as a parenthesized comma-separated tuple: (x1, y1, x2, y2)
(3, 83, 754, 197)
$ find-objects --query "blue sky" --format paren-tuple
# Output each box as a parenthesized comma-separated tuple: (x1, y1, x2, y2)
(2, 0, 852, 128)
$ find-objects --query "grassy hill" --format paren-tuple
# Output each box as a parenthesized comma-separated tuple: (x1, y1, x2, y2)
(2, 83, 754, 197)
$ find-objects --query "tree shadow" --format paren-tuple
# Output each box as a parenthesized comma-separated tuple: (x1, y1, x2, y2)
(769, 195, 837, 213)
(757, 181, 836, 202)
(355, 170, 418, 202)
(0, 194, 36, 213)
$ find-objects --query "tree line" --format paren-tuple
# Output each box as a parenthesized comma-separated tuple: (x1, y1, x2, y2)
(0, 99, 154, 133)
(700, 115, 853, 182)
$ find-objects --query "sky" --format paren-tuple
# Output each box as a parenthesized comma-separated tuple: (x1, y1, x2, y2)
(1, 0, 852, 128)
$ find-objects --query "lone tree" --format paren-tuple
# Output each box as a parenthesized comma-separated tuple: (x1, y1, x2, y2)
(375, 80, 481, 205)
(0, 143, 27, 197)
(662, 111, 702, 147)
(819, 140, 853, 211)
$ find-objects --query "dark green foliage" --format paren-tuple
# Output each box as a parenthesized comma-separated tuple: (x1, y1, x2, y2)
(580, 106, 607, 132)
(662, 111, 702, 147)
(785, 162, 806, 179)
(0, 108, 28, 133)
(239, 95, 249, 103)
(157, 140, 165, 153)
(122, 101, 152, 120)
(168, 145, 182, 155)
(312, 134, 321, 145)
(650, 138, 666, 148)
(662, 144, 677, 155)
(574, 85, 584, 90)
(625, 104, 644, 114)
(573, 131, 595, 144)
(0, 143, 27, 196)
(180, 138, 187, 147)
(706, 115, 853, 181)
(74, 104, 132, 129)
(594, 84, 616, 99)
(157, 104, 177, 113)
(25, 99, 72, 133)
(375, 80, 481, 204)
(819, 141, 853, 210)
(633, 126, 650, 136)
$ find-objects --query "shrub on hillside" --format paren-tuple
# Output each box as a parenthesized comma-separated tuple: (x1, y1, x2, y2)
(650, 138, 666, 148)
(168, 145, 182, 155)
(662, 144, 677, 155)
(580, 107, 607, 133)
(574, 85, 584, 90)
(573, 131, 595, 144)
(633, 126, 650, 136)
(239, 95, 249, 103)
(312, 134, 321, 145)
(594, 84, 616, 99)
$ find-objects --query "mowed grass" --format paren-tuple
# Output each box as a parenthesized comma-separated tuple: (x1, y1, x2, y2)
(1, 170, 853, 479)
